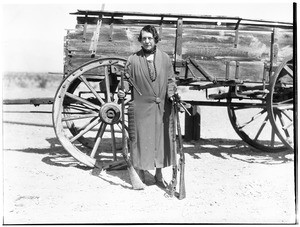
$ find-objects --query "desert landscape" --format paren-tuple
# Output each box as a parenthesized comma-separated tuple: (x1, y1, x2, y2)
(2, 73, 296, 224)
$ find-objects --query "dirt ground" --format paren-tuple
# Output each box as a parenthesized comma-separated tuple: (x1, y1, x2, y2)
(2, 85, 296, 224)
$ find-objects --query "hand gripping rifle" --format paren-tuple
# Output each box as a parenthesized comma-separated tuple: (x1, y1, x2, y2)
(168, 93, 187, 199)
(120, 71, 145, 190)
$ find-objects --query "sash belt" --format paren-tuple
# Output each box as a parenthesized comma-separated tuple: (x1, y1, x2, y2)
(136, 96, 161, 104)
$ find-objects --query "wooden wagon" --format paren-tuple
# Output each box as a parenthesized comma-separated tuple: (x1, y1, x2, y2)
(4, 9, 294, 169)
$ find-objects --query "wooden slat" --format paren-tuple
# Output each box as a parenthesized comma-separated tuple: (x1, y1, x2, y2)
(71, 9, 293, 27)
(174, 18, 183, 74)
(76, 17, 292, 30)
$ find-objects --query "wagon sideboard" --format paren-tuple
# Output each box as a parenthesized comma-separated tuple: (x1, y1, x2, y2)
(64, 9, 293, 83)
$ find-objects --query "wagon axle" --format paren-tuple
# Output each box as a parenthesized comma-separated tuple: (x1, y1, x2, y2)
(99, 102, 122, 124)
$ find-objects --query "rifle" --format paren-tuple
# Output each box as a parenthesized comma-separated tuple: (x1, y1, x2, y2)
(120, 71, 145, 190)
(167, 93, 186, 199)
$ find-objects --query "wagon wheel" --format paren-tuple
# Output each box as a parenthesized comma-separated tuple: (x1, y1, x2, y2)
(267, 55, 294, 150)
(53, 58, 131, 167)
(227, 86, 288, 152)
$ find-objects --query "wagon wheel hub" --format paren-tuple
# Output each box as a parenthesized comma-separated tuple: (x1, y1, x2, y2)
(99, 102, 121, 124)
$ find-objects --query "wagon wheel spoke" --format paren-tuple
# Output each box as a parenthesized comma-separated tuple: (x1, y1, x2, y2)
(90, 122, 107, 158)
(253, 114, 268, 141)
(65, 92, 100, 110)
(267, 55, 294, 150)
(81, 103, 99, 112)
(110, 125, 117, 161)
(283, 122, 293, 130)
(283, 65, 293, 78)
(64, 100, 96, 112)
(76, 117, 99, 132)
(281, 109, 293, 122)
(274, 99, 293, 106)
(227, 86, 287, 152)
(70, 118, 100, 143)
(277, 111, 292, 140)
(62, 111, 95, 115)
(118, 119, 129, 132)
(65, 104, 97, 113)
(62, 113, 99, 121)
(238, 108, 267, 129)
(117, 121, 130, 150)
(117, 122, 123, 131)
(124, 99, 131, 105)
(79, 76, 106, 106)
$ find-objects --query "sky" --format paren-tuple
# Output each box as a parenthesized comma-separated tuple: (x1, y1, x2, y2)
(0, 0, 295, 73)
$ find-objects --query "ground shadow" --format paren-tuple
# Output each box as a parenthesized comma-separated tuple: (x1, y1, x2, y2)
(4, 137, 93, 170)
(4, 119, 294, 166)
(3, 119, 294, 189)
(183, 138, 294, 165)
(4, 135, 172, 190)
(4, 137, 137, 188)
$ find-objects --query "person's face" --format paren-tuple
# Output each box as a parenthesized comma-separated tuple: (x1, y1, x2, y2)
(140, 31, 155, 51)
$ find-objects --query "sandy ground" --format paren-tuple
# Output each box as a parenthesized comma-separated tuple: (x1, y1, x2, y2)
(2, 85, 296, 224)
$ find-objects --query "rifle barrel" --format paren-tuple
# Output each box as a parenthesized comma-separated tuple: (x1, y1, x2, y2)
(176, 103, 186, 200)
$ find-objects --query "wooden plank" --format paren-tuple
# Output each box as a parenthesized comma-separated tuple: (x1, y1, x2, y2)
(83, 14, 88, 42)
(72, 9, 242, 20)
(76, 17, 292, 31)
(71, 9, 293, 27)
(174, 18, 183, 74)
(109, 16, 114, 41)
(89, 18, 102, 57)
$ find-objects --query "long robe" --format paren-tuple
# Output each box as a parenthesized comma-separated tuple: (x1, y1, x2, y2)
(126, 48, 176, 170)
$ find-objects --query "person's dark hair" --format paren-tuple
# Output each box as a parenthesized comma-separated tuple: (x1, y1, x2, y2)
(138, 25, 160, 43)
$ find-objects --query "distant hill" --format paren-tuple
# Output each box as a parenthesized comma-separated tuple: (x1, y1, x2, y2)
(3, 72, 63, 89)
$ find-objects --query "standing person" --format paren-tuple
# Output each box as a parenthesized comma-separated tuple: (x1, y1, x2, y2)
(121, 25, 177, 188)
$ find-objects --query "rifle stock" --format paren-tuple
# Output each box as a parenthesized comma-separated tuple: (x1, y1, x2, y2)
(178, 151, 186, 200)
(121, 72, 145, 190)
(122, 135, 145, 190)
